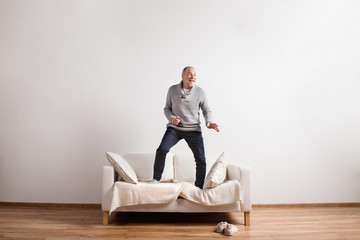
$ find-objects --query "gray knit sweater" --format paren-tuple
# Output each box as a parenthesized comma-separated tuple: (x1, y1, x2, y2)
(164, 81, 213, 132)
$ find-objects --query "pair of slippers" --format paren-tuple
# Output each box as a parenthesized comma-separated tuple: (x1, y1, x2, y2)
(216, 221, 238, 236)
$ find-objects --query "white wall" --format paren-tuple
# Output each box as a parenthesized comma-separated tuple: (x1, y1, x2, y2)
(0, 0, 359, 204)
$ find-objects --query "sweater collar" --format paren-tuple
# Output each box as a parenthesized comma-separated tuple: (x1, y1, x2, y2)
(179, 81, 195, 94)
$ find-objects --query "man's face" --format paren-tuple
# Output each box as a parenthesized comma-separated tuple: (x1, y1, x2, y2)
(182, 68, 196, 89)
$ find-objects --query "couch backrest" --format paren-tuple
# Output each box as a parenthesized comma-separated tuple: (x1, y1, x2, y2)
(173, 152, 196, 182)
(123, 152, 174, 182)
(173, 151, 221, 182)
(123, 151, 223, 183)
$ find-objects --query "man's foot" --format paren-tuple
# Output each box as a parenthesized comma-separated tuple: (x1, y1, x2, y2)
(149, 179, 159, 184)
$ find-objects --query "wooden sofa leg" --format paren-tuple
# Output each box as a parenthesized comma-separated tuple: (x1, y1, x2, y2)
(103, 211, 109, 225)
(244, 212, 250, 226)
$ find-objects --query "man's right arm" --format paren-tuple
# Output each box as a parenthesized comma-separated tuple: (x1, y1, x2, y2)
(164, 88, 174, 122)
(164, 87, 181, 126)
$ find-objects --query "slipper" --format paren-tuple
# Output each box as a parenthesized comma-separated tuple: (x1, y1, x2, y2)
(216, 221, 228, 233)
(224, 224, 238, 236)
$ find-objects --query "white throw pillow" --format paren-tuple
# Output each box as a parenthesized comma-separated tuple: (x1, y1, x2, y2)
(204, 152, 227, 189)
(106, 152, 138, 184)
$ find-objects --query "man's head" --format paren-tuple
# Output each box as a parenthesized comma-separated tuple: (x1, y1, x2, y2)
(182, 66, 196, 89)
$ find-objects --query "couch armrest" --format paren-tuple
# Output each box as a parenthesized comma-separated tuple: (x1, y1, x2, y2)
(102, 165, 115, 211)
(227, 164, 252, 212)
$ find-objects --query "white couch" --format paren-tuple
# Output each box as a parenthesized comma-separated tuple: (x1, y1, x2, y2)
(102, 151, 251, 226)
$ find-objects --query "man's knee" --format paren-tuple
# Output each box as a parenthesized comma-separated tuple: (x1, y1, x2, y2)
(156, 145, 170, 156)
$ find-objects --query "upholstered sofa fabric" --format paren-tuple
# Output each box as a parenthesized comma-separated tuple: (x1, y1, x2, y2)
(122, 152, 174, 182)
(109, 179, 243, 213)
(180, 180, 243, 206)
(110, 182, 184, 213)
(173, 152, 196, 182)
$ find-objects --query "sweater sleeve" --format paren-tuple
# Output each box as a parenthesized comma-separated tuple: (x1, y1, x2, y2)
(164, 87, 175, 122)
(200, 90, 213, 123)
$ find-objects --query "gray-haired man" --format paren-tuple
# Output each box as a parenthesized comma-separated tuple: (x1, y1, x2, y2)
(151, 66, 219, 189)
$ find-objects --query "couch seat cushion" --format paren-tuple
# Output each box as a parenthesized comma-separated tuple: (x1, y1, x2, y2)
(110, 182, 184, 213)
(180, 180, 243, 206)
(110, 180, 243, 213)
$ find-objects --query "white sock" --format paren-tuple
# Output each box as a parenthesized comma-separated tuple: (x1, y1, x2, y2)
(149, 179, 159, 184)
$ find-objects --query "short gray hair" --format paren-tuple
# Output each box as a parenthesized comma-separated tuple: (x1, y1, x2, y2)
(182, 66, 195, 75)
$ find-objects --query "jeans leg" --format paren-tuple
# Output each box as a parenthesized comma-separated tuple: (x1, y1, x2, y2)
(153, 128, 180, 181)
(184, 131, 206, 189)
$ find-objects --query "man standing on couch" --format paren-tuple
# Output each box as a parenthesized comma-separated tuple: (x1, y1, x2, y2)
(150, 66, 219, 189)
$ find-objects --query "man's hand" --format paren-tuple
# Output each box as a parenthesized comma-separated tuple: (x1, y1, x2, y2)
(172, 116, 181, 125)
(206, 122, 220, 132)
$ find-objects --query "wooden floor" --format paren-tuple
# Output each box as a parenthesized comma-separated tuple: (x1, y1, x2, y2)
(0, 205, 360, 239)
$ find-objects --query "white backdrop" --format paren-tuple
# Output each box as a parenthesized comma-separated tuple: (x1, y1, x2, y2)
(0, 0, 359, 204)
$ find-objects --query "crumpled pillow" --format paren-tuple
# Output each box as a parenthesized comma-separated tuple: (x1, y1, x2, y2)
(106, 152, 138, 184)
(204, 152, 227, 189)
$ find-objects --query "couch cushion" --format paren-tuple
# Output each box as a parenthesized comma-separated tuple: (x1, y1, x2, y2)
(173, 152, 196, 182)
(123, 152, 174, 182)
(204, 152, 227, 189)
(180, 180, 243, 205)
(110, 180, 243, 213)
(106, 152, 138, 184)
(173, 151, 221, 183)
(110, 182, 184, 213)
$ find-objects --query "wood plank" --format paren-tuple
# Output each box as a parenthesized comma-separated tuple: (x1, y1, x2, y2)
(2, 201, 359, 209)
(252, 202, 360, 208)
(1, 205, 359, 239)
(0, 201, 101, 209)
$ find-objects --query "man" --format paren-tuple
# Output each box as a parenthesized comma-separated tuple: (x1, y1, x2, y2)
(150, 66, 219, 189)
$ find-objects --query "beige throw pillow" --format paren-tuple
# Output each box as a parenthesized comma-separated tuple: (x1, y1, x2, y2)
(204, 152, 227, 189)
(106, 152, 138, 184)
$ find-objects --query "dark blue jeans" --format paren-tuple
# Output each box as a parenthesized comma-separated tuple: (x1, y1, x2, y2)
(153, 127, 206, 189)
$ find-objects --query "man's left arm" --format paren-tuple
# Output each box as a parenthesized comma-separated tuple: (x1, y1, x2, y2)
(206, 122, 219, 132)
(200, 91, 220, 132)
